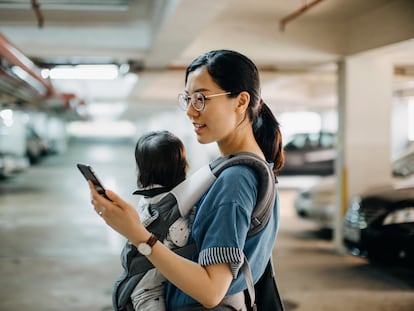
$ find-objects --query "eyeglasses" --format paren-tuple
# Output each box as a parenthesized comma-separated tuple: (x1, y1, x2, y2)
(177, 92, 231, 111)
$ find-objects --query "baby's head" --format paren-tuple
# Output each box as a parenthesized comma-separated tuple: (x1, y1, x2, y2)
(135, 130, 188, 190)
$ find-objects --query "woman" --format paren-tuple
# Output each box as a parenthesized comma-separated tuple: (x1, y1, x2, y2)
(90, 49, 284, 310)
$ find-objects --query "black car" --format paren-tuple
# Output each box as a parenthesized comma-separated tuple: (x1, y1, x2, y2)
(279, 131, 336, 176)
(343, 178, 414, 269)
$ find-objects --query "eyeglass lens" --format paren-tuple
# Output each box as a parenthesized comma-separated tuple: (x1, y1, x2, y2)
(178, 91, 230, 111)
(178, 92, 205, 111)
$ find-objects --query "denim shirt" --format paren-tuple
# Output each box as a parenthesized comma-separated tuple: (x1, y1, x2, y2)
(165, 164, 280, 310)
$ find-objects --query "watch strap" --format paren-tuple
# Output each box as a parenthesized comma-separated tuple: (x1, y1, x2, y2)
(146, 233, 158, 247)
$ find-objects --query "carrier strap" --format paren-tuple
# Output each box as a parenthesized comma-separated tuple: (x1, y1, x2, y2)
(209, 152, 276, 236)
(241, 253, 257, 311)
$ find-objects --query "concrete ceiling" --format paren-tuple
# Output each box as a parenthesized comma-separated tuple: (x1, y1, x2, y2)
(0, 0, 413, 116)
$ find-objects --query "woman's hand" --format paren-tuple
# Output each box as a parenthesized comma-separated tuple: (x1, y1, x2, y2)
(89, 181, 149, 244)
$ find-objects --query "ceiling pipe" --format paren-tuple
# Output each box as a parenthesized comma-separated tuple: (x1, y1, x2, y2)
(279, 0, 325, 32)
(0, 33, 54, 96)
(31, 0, 44, 28)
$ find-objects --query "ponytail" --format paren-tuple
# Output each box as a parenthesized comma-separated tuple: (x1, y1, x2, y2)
(253, 101, 284, 174)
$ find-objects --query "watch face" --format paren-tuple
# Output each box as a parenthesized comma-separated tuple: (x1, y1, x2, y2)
(138, 243, 152, 256)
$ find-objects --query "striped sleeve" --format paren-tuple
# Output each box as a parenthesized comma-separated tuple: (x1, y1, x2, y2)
(198, 247, 244, 279)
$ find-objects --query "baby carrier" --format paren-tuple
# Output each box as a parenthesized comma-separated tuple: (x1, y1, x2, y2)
(112, 152, 285, 311)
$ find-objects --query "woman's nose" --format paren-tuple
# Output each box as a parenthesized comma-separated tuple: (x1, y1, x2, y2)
(186, 103, 199, 118)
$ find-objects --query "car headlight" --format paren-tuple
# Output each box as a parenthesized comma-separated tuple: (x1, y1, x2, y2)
(345, 196, 368, 229)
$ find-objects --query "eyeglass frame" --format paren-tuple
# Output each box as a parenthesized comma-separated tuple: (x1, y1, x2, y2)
(177, 91, 231, 111)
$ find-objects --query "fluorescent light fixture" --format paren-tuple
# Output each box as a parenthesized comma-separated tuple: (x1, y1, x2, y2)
(46, 64, 119, 80)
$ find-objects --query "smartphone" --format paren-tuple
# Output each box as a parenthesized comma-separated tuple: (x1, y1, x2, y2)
(77, 163, 110, 200)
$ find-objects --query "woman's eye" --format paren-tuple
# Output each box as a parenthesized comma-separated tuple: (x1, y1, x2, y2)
(196, 94, 204, 102)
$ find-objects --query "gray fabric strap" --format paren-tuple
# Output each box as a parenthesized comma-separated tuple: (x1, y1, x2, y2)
(241, 254, 256, 311)
(220, 291, 247, 310)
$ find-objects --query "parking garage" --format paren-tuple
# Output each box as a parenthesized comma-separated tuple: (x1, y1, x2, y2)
(1, 1, 414, 311)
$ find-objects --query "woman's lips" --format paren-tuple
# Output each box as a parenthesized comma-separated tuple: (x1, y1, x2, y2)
(193, 123, 206, 134)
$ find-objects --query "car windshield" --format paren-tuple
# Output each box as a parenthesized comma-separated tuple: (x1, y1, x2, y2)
(284, 132, 335, 151)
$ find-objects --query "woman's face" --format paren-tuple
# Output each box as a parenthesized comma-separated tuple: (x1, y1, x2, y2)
(185, 67, 243, 148)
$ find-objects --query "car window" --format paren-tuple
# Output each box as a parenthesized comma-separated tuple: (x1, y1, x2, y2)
(320, 133, 335, 148)
(284, 132, 336, 151)
(307, 133, 320, 148)
(284, 133, 307, 150)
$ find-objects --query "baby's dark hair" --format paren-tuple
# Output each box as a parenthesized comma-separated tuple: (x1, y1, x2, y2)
(185, 49, 284, 173)
(135, 130, 188, 190)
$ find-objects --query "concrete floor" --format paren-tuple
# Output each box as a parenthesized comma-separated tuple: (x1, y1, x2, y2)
(0, 140, 413, 311)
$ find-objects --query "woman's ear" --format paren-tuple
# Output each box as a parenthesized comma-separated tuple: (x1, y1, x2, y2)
(236, 91, 250, 113)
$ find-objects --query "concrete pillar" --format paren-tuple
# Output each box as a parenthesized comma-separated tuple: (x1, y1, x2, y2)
(334, 55, 394, 251)
(344, 55, 394, 195)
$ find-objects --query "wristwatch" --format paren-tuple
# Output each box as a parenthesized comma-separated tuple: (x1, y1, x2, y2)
(137, 233, 158, 256)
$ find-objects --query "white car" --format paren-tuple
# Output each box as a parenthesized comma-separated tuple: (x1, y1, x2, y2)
(392, 143, 414, 177)
(294, 176, 336, 229)
(0, 108, 30, 177)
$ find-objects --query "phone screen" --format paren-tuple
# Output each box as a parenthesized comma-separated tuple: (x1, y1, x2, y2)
(77, 163, 110, 199)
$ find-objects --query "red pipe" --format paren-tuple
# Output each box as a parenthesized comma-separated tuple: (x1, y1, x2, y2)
(279, 0, 325, 31)
(31, 0, 44, 28)
(0, 33, 54, 96)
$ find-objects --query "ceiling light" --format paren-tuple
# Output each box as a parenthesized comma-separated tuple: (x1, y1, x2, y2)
(46, 64, 119, 80)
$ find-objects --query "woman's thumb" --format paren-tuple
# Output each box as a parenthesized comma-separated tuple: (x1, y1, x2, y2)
(105, 189, 121, 203)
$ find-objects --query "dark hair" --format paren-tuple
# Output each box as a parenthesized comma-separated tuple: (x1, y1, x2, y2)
(185, 49, 284, 173)
(135, 130, 188, 190)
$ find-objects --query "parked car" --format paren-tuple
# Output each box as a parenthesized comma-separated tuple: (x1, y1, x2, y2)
(294, 176, 336, 229)
(294, 145, 414, 230)
(0, 108, 29, 177)
(279, 131, 336, 176)
(343, 177, 414, 268)
(392, 143, 414, 177)
(25, 125, 47, 164)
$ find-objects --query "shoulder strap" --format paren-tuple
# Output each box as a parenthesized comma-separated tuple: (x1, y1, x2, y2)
(242, 254, 285, 311)
(209, 152, 276, 236)
(241, 254, 257, 311)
